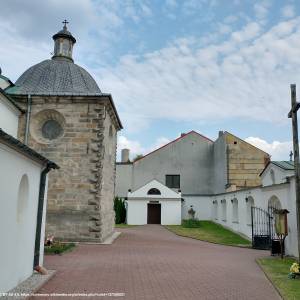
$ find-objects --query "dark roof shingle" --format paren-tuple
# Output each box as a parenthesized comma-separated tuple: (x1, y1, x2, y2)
(6, 59, 101, 96)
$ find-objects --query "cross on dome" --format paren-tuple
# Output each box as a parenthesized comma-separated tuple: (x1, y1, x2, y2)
(52, 20, 76, 62)
(62, 19, 69, 30)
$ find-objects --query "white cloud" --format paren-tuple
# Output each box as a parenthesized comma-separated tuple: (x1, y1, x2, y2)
(96, 17, 300, 132)
(117, 135, 170, 161)
(0, 0, 154, 80)
(245, 137, 292, 160)
(118, 134, 292, 162)
(254, 0, 271, 21)
(281, 5, 295, 19)
(117, 136, 145, 158)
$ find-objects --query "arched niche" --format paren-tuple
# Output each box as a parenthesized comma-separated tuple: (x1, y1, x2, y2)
(17, 174, 29, 223)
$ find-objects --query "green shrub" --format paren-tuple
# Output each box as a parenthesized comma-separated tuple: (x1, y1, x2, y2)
(114, 197, 126, 224)
(182, 219, 202, 228)
(44, 242, 75, 255)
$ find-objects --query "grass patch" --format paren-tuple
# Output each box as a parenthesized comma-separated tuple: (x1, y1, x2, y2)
(182, 219, 202, 228)
(44, 242, 76, 255)
(114, 224, 136, 228)
(257, 257, 300, 300)
(166, 221, 251, 247)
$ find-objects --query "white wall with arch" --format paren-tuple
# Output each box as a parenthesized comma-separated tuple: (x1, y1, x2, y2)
(186, 179, 298, 257)
(0, 143, 44, 292)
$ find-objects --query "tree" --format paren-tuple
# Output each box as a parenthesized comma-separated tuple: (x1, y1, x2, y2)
(114, 197, 126, 224)
(133, 154, 143, 162)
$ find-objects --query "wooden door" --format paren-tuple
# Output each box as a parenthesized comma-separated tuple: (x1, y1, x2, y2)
(147, 203, 161, 224)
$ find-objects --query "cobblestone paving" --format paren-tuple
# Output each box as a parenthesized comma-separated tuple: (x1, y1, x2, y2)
(37, 225, 280, 300)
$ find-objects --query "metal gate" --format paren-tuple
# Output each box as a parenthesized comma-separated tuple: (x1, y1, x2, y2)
(251, 206, 272, 250)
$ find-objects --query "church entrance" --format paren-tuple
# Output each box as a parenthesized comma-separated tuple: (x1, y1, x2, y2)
(147, 203, 161, 224)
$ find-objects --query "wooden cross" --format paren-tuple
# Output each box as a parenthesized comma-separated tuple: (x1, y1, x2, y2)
(288, 84, 300, 262)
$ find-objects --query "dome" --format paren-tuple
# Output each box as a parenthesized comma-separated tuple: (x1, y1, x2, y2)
(7, 59, 101, 96)
(7, 22, 102, 96)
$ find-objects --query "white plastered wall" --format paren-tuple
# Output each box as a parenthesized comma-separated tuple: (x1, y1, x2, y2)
(126, 179, 181, 225)
(187, 180, 298, 257)
(0, 143, 43, 292)
(0, 93, 20, 138)
(126, 199, 181, 225)
(182, 196, 211, 220)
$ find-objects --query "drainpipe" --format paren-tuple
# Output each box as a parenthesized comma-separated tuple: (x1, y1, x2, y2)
(24, 94, 31, 145)
(33, 162, 59, 268)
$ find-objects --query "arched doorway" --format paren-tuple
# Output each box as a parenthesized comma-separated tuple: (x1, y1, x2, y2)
(212, 200, 218, 220)
(231, 198, 238, 223)
(221, 199, 226, 221)
(246, 196, 254, 225)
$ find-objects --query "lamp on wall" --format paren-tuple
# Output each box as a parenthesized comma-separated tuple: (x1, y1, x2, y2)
(231, 199, 233, 203)
(245, 197, 248, 202)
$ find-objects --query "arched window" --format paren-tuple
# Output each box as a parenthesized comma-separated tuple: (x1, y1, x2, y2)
(246, 196, 254, 225)
(232, 198, 238, 223)
(268, 195, 282, 209)
(221, 199, 227, 221)
(17, 174, 29, 223)
(147, 188, 161, 195)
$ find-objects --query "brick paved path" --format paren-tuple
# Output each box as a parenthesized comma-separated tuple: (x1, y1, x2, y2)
(38, 225, 280, 300)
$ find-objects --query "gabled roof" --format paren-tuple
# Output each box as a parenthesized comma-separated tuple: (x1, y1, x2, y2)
(272, 161, 294, 170)
(224, 131, 270, 156)
(134, 130, 213, 163)
(0, 128, 59, 169)
(128, 179, 181, 199)
(260, 160, 294, 176)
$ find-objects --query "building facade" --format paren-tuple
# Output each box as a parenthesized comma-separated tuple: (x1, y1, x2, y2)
(6, 23, 122, 242)
(116, 131, 298, 257)
(115, 130, 269, 224)
(0, 87, 57, 292)
(116, 130, 269, 198)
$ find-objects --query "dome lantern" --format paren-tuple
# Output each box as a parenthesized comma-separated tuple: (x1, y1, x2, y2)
(52, 20, 76, 62)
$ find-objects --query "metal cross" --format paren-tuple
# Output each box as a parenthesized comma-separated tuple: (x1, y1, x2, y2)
(290, 150, 293, 162)
(62, 19, 69, 28)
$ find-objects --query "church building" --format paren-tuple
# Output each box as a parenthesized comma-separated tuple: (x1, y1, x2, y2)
(6, 22, 122, 242)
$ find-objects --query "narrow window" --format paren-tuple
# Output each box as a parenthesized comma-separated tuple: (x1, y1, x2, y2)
(166, 175, 180, 188)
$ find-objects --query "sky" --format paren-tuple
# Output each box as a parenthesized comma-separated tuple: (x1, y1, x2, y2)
(0, 0, 300, 161)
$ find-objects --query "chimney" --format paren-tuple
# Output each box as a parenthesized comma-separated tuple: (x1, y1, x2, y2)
(218, 131, 223, 137)
(121, 148, 130, 162)
(181, 133, 186, 137)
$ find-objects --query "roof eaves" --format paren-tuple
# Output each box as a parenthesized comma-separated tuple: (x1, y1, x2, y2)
(260, 161, 295, 176)
(0, 88, 25, 113)
(0, 129, 59, 169)
(101, 93, 123, 130)
(272, 161, 294, 170)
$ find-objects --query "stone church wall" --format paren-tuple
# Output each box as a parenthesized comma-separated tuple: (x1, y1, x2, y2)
(225, 132, 270, 189)
(16, 96, 117, 242)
